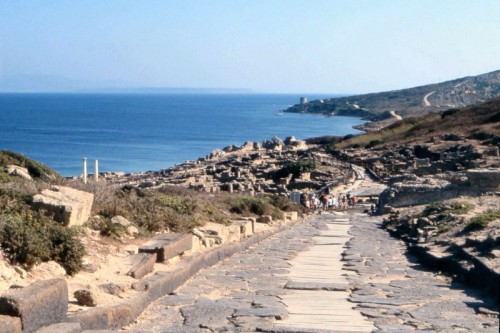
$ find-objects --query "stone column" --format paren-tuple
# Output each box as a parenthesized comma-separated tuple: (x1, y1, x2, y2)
(94, 160, 99, 182)
(82, 157, 87, 184)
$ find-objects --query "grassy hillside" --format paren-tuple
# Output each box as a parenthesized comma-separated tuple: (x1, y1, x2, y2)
(333, 97, 500, 149)
(286, 70, 500, 119)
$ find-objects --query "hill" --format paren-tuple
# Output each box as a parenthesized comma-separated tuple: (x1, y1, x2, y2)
(285, 70, 500, 120)
(333, 96, 500, 149)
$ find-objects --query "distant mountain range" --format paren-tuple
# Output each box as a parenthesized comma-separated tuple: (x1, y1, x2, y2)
(0, 74, 251, 94)
(285, 70, 500, 119)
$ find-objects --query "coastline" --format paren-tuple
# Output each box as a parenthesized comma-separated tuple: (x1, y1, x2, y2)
(0, 93, 365, 177)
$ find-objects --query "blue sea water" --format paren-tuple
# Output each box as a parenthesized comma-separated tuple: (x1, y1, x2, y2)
(0, 93, 364, 176)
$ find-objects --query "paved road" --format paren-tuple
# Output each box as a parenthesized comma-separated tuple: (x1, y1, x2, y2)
(125, 211, 498, 332)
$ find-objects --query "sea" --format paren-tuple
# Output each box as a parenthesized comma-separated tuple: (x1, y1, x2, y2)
(0, 93, 364, 177)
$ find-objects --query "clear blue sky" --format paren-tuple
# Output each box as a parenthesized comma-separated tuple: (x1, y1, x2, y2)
(0, 0, 499, 93)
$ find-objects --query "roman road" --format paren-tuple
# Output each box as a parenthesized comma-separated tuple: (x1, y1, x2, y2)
(124, 209, 498, 332)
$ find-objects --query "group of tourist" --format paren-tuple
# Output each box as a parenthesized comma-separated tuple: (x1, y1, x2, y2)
(302, 192, 358, 211)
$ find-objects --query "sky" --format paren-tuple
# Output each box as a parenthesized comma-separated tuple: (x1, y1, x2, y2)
(0, 0, 499, 94)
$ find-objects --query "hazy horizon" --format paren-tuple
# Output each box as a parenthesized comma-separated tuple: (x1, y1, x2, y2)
(1, 1, 499, 94)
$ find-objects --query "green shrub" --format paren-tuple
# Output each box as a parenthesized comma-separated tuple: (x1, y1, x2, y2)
(274, 160, 316, 180)
(365, 140, 384, 148)
(420, 201, 475, 217)
(227, 196, 283, 220)
(464, 210, 500, 232)
(267, 195, 306, 214)
(157, 194, 197, 215)
(87, 217, 127, 239)
(0, 211, 84, 275)
(202, 203, 231, 225)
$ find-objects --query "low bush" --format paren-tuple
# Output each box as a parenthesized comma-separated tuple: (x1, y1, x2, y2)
(274, 160, 316, 180)
(227, 196, 283, 220)
(157, 194, 197, 215)
(464, 210, 500, 232)
(0, 211, 84, 275)
(420, 201, 475, 217)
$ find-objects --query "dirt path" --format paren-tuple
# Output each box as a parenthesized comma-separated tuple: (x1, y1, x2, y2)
(388, 110, 402, 120)
(422, 91, 436, 107)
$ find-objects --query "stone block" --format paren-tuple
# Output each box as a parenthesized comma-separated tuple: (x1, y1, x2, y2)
(35, 322, 81, 333)
(257, 215, 273, 224)
(0, 315, 22, 333)
(69, 304, 131, 331)
(32, 186, 94, 226)
(139, 233, 193, 262)
(0, 279, 68, 333)
(127, 253, 157, 279)
(232, 220, 254, 237)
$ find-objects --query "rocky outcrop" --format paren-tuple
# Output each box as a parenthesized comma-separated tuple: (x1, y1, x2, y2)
(32, 186, 94, 227)
(5, 165, 32, 180)
(379, 169, 500, 209)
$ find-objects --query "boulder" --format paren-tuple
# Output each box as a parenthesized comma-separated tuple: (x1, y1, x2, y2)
(240, 141, 256, 151)
(73, 289, 97, 307)
(5, 165, 32, 180)
(126, 226, 139, 236)
(32, 186, 94, 227)
(284, 136, 296, 145)
(29, 261, 66, 280)
(111, 215, 132, 227)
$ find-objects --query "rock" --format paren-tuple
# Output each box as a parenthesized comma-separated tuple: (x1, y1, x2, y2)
(284, 136, 296, 145)
(124, 245, 139, 255)
(209, 149, 225, 159)
(30, 261, 66, 280)
(98, 283, 127, 296)
(0, 315, 22, 333)
(257, 215, 273, 224)
(6, 165, 32, 180)
(111, 215, 132, 227)
(32, 186, 94, 227)
(223, 144, 238, 152)
(0, 261, 18, 282)
(81, 263, 100, 273)
(73, 289, 97, 307)
(417, 217, 432, 228)
(35, 322, 81, 333)
(240, 141, 255, 151)
(13, 266, 27, 279)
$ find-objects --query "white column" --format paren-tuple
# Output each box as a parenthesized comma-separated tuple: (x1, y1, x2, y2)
(82, 157, 88, 184)
(94, 160, 99, 182)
